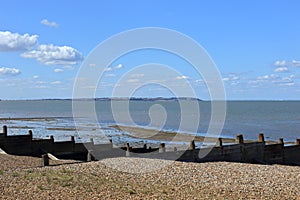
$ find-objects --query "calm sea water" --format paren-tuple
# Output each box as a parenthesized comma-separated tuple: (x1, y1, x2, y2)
(0, 100, 300, 145)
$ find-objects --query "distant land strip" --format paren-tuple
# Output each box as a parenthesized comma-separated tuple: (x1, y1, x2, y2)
(0, 97, 202, 101)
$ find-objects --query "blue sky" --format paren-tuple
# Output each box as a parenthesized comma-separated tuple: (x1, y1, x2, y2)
(1, 0, 300, 100)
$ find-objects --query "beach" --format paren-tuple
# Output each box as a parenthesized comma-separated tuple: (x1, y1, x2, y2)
(1, 154, 299, 199)
(1, 101, 300, 199)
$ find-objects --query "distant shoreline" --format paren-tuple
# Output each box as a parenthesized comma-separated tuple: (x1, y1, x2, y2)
(2, 98, 300, 101)
(0, 97, 202, 101)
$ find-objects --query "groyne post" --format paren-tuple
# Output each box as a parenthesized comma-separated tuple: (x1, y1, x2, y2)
(278, 138, 285, 163)
(28, 130, 33, 139)
(236, 134, 244, 144)
(143, 144, 147, 149)
(90, 138, 94, 145)
(216, 138, 223, 147)
(41, 154, 49, 167)
(278, 138, 284, 145)
(87, 150, 94, 162)
(189, 140, 197, 162)
(258, 133, 265, 143)
(70, 136, 75, 143)
(189, 140, 196, 150)
(126, 143, 132, 157)
(3, 125, 7, 137)
(296, 139, 300, 145)
(159, 143, 166, 153)
(109, 139, 113, 149)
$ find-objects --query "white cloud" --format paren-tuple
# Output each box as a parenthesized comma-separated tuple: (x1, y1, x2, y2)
(274, 67, 289, 73)
(175, 75, 189, 80)
(89, 63, 97, 67)
(274, 60, 287, 67)
(105, 73, 116, 77)
(292, 60, 300, 67)
(195, 79, 204, 84)
(33, 75, 39, 79)
(40, 19, 58, 28)
(51, 81, 61, 85)
(0, 67, 21, 76)
(63, 65, 74, 70)
(114, 64, 123, 69)
(258, 74, 277, 80)
(257, 75, 266, 80)
(127, 79, 139, 83)
(130, 73, 144, 78)
(222, 74, 239, 85)
(21, 44, 83, 65)
(103, 64, 123, 72)
(256, 74, 280, 82)
(273, 76, 294, 86)
(0, 31, 38, 52)
(272, 76, 292, 83)
(230, 82, 239, 86)
(281, 82, 295, 86)
(36, 81, 46, 84)
(34, 85, 49, 89)
(290, 74, 296, 78)
(251, 73, 295, 86)
(230, 74, 239, 80)
(104, 67, 112, 72)
(54, 68, 63, 73)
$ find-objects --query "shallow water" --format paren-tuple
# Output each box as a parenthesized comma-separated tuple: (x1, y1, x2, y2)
(0, 100, 300, 145)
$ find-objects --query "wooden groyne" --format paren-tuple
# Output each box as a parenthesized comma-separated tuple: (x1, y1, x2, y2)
(1, 125, 300, 166)
(0, 125, 110, 160)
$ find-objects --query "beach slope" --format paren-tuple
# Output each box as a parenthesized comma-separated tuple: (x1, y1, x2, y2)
(0, 155, 299, 199)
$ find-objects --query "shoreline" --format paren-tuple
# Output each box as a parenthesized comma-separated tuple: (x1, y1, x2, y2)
(0, 117, 295, 145)
(111, 125, 246, 143)
(110, 125, 298, 145)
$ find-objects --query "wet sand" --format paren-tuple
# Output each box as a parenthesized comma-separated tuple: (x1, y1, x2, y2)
(110, 125, 297, 145)
(111, 125, 238, 143)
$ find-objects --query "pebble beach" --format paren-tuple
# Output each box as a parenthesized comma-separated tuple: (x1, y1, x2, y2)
(0, 154, 300, 199)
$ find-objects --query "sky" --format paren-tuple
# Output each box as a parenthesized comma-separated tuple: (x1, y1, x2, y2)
(1, 0, 300, 100)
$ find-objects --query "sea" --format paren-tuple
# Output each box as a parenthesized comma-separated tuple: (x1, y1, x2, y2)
(0, 100, 300, 147)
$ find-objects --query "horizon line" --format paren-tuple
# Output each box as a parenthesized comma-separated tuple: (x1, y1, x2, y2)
(1, 97, 300, 101)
